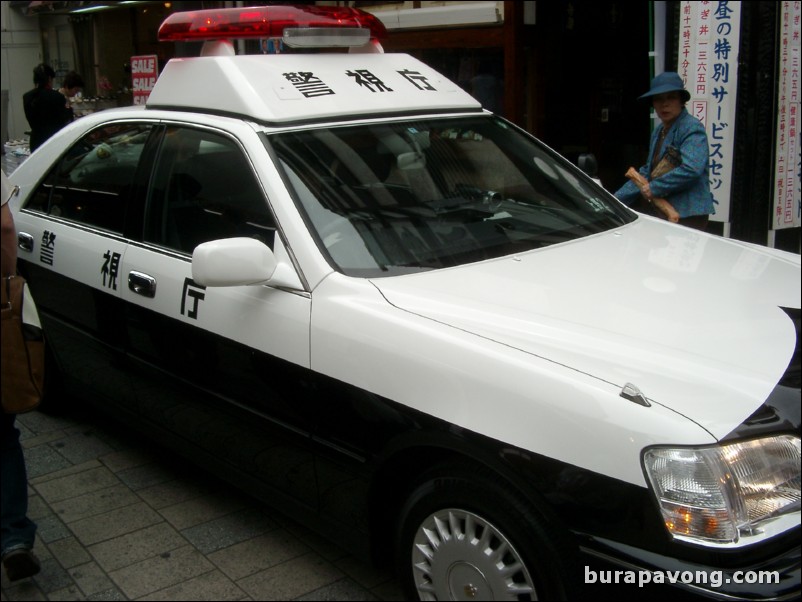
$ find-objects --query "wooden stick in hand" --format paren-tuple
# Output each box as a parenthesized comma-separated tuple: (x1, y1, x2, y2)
(625, 167, 680, 223)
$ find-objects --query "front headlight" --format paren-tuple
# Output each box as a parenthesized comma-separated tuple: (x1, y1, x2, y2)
(643, 435, 801, 547)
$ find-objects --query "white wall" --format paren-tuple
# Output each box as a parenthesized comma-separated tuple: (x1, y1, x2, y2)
(1, 4, 43, 142)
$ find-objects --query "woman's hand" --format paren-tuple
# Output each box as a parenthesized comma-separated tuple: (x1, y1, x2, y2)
(624, 167, 680, 223)
(637, 179, 652, 201)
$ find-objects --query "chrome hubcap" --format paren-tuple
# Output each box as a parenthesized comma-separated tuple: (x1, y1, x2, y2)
(411, 508, 537, 601)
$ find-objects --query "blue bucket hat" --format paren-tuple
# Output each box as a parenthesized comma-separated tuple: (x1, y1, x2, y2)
(638, 72, 691, 102)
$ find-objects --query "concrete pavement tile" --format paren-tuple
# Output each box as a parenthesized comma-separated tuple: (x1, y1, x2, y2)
(108, 545, 214, 599)
(0, 581, 48, 601)
(20, 430, 75, 449)
(335, 555, 395, 590)
(88, 523, 187, 572)
(26, 494, 51, 522)
(137, 478, 218, 510)
(116, 462, 178, 490)
(274, 514, 352, 562)
(67, 561, 115, 597)
(73, 424, 136, 453)
(31, 557, 72, 594)
(291, 527, 349, 563)
(86, 588, 126, 601)
(50, 431, 116, 465)
(50, 483, 139, 523)
(158, 491, 248, 531)
(17, 411, 80, 434)
(15, 417, 35, 441)
(22, 444, 73, 479)
(237, 552, 343, 601)
(138, 569, 246, 601)
(31, 534, 53, 563)
(32, 466, 119, 504)
(207, 529, 310, 581)
(28, 460, 103, 486)
(370, 579, 405, 601)
(45, 584, 85, 600)
(46, 537, 92, 569)
(69, 502, 163, 546)
(296, 577, 375, 601)
(35, 514, 72, 544)
(99, 448, 157, 473)
(61, 423, 95, 437)
(180, 508, 275, 555)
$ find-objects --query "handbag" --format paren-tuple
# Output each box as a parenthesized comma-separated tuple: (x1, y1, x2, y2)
(650, 146, 683, 179)
(1, 275, 45, 414)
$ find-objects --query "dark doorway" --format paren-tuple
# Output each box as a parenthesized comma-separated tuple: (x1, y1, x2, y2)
(534, 1, 652, 192)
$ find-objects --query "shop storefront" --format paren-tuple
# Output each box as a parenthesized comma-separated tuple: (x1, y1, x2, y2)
(2, 0, 799, 251)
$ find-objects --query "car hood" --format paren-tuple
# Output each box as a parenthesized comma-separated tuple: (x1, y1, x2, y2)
(371, 219, 801, 440)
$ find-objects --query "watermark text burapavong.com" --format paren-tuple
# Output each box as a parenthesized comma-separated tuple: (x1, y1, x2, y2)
(585, 566, 780, 589)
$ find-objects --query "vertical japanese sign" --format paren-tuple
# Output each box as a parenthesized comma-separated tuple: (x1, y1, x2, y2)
(131, 55, 159, 106)
(773, 1, 801, 230)
(679, 1, 741, 223)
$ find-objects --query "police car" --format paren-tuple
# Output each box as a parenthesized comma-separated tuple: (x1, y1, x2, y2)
(8, 6, 801, 600)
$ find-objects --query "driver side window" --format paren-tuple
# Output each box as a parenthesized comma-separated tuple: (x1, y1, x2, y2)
(144, 127, 276, 254)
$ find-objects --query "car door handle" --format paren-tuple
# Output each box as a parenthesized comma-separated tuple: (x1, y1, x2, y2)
(128, 271, 157, 298)
(18, 232, 34, 253)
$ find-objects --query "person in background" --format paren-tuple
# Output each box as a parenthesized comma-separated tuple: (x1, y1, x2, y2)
(0, 169, 41, 582)
(58, 71, 85, 120)
(22, 64, 72, 152)
(614, 72, 715, 231)
(469, 58, 503, 115)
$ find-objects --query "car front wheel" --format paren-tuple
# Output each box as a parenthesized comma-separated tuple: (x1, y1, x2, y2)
(397, 463, 575, 601)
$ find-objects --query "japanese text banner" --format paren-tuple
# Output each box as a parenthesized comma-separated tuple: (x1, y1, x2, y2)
(773, 1, 801, 230)
(679, 0, 741, 223)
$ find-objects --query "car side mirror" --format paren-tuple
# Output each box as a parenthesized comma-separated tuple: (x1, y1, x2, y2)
(577, 153, 598, 178)
(192, 237, 278, 287)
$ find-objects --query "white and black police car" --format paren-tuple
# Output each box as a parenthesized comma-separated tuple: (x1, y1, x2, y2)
(8, 6, 800, 600)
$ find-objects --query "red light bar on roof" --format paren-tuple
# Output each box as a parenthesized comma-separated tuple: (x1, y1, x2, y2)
(158, 5, 387, 48)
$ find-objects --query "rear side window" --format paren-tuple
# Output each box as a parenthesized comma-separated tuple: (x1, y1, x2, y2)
(24, 123, 153, 233)
(144, 127, 276, 254)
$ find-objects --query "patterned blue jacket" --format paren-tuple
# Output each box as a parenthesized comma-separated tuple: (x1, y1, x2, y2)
(614, 108, 716, 218)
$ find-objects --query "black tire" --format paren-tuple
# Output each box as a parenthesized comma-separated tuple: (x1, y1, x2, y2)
(396, 462, 577, 601)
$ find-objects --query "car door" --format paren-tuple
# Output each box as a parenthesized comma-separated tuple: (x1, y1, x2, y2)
(119, 124, 318, 508)
(15, 122, 157, 412)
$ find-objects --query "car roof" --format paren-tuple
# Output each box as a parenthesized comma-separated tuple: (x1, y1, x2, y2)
(145, 53, 483, 125)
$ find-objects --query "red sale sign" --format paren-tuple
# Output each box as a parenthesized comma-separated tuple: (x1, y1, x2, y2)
(131, 55, 159, 105)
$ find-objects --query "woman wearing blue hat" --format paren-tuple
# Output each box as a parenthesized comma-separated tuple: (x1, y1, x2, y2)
(614, 72, 715, 230)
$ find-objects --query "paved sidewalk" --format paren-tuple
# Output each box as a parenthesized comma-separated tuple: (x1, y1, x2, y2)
(1, 403, 403, 601)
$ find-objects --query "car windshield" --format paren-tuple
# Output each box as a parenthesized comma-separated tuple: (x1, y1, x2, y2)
(269, 115, 635, 277)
